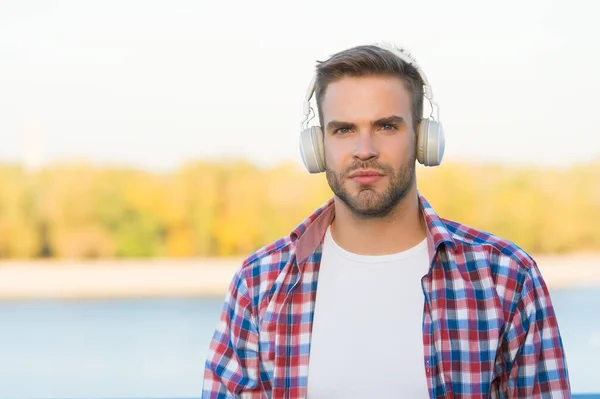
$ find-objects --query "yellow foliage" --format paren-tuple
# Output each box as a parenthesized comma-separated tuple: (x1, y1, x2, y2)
(165, 226, 195, 258)
(0, 158, 598, 260)
(52, 224, 117, 259)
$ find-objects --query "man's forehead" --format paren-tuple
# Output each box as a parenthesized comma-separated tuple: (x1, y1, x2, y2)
(320, 76, 412, 122)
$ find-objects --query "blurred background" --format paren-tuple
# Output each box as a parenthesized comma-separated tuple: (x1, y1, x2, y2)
(1, 0, 599, 397)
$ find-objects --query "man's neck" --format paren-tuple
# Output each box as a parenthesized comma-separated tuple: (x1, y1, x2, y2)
(329, 189, 427, 256)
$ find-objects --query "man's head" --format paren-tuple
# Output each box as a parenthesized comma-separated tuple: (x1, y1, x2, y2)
(314, 44, 425, 219)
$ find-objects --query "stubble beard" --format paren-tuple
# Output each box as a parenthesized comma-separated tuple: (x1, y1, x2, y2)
(325, 153, 416, 220)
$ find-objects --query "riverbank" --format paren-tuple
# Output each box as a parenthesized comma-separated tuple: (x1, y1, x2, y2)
(0, 254, 598, 300)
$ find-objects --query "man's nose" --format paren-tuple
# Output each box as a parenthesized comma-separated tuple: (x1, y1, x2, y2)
(352, 130, 379, 160)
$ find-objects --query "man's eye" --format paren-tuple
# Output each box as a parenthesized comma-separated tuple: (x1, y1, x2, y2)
(335, 128, 350, 134)
(382, 124, 396, 131)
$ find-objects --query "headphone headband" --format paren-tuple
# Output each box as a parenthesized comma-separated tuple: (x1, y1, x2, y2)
(302, 43, 435, 121)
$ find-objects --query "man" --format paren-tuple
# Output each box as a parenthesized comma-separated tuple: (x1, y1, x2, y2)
(202, 44, 571, 398)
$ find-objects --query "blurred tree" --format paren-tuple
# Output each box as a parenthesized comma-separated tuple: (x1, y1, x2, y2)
(0, 165, 42, 258)
(0, 158, 598, 260)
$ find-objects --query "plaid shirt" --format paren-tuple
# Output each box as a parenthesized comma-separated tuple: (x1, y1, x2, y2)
(202, 193, 571, 398)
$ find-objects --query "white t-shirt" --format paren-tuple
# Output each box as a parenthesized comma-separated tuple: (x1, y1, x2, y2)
(306, 226, 431, 398)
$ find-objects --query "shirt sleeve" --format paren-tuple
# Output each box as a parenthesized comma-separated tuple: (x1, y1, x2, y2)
(498, 260, 572, 398)
(202, 266, 262, 398)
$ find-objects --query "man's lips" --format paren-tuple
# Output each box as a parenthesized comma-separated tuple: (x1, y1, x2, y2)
(349, 170, 384, 184)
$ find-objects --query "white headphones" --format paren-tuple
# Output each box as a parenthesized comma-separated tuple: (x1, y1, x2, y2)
(299, 44, 445, 174)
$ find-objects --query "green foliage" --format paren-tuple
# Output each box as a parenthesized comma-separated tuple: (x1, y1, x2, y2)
(0, 158, 598, 259)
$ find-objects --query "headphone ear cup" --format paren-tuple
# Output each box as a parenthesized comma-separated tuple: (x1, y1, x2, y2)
(417, 118, 445, 166)
(299, 126, 325, 173)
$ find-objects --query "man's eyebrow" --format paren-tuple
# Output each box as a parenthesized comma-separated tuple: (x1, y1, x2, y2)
(326, 115, 405, 131)
(372, 115, 405, 126)
(326, 120, 354, 131)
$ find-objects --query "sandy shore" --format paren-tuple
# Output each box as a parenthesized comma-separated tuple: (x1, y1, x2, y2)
(0, 254, 598, 300)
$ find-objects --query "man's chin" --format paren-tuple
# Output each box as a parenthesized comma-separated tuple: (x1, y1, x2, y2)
(347, 202, 395, 219)
(336, 193, 392, 216)
(348, 185, 385, 197)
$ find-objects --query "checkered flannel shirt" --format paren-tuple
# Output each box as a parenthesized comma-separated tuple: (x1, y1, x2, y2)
(202, 193, 571, 398)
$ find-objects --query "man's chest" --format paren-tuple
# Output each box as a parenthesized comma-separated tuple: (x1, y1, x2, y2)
(254, 254, 506, 397)
(305, 250, 430, 398)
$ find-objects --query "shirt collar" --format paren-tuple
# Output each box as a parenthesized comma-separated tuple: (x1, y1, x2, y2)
(291, 191, 455, 265)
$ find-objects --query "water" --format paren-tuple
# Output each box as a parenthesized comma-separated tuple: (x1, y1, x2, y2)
(0, 287, 598, 398)
(0, 297, 224, 398)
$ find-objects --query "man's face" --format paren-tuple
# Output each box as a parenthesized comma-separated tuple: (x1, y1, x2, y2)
(321, 75, 417, 219)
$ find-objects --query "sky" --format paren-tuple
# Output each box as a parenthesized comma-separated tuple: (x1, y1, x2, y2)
(1, 0, 599, 172)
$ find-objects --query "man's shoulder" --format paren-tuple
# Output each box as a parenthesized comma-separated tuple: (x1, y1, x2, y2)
(222, 235, 296, 311)
(238, 235, 296, 277)
(419, 193, 536, 274)
(438, 217, 547, 316)
(441, 216, 537, 273)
